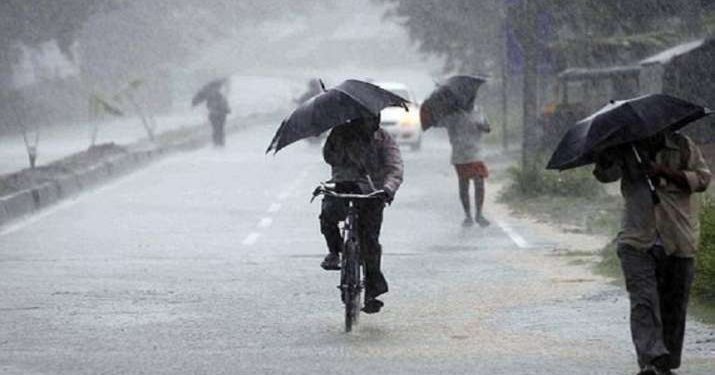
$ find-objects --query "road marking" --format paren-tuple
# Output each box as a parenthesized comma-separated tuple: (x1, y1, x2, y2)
(257, 217, 273, 228)
(244, 168, 310, 245)
(242, 232, 261, 246)
(496, 219, 530, 249)
(279, 168, 310, 201)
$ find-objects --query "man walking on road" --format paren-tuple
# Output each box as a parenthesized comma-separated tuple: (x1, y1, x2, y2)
(206, 90, 231, 147)
(319, 115, 404, 314)
(593, 130, 711, 375)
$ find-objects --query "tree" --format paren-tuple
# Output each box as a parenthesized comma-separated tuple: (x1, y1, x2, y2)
(0, 90, 40, 168)
(78, 0, 336, 90)
(0, 0, 120, 88)
(379, 0, 711, 168)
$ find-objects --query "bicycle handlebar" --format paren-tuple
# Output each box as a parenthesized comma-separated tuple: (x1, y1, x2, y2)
(310, 183, 385, 202)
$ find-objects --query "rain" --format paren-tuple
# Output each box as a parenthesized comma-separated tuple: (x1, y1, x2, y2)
(1, 1, 714, 374)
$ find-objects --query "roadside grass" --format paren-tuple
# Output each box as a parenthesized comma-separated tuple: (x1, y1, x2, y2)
(595, 241, 622, 281)
(595, 201, 715, 323)
(693, 197, 715, 309)
(690, 301, 715, 326)
(500, 161, 715, 323)
(498, 162, 621, 236)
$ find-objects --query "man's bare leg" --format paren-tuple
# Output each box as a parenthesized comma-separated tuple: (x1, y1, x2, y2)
(474, 176, 490, 227)
(459, 178, 473, 226)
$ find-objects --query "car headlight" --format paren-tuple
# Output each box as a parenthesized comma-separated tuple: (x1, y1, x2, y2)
(399, 110, 420, 129)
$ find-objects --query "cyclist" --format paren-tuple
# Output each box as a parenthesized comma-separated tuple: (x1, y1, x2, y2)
(319, 114, 404, 314)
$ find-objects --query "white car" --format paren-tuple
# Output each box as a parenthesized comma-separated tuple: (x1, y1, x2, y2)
(375, 82, 422, 150)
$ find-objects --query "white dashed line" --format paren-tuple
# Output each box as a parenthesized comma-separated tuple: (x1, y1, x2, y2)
(242, 232, 261, 246)
(257, 217, 273, 228)
(496, 219, 530, 249)
(267, 203, 282, 213)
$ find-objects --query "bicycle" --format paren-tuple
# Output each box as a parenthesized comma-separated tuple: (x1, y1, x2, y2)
(312, 182, 385, 332)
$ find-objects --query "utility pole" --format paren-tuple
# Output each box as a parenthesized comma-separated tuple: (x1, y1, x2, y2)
(499, 0, 509, 151)
(681, 0, 703, 38)
(520, 0, 539, 170)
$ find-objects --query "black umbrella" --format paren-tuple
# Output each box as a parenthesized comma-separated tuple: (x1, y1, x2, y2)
(266, 79, 409, 154)
(546, 94, 713, 171)
(420, 75, 486, 130)
(192, 78, 227, 107)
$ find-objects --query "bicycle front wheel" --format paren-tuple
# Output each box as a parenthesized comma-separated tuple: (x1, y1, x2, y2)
(342, 239, 362, 333)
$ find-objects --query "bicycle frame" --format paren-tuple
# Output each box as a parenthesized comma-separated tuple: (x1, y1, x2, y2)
(312, 183, 384, 332)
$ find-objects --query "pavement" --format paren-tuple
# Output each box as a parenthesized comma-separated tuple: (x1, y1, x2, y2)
(0, 121, 713, 374)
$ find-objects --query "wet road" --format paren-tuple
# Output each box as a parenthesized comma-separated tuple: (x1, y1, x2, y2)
(1, 121, 713, 374)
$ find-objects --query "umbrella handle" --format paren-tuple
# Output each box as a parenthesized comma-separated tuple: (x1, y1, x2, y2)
(631, 145, 661, 205)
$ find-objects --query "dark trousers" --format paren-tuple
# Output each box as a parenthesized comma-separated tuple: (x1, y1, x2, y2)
(617, 243, 695, 369)
(320, 196, 388, 299)
(209, 113, 226, 146)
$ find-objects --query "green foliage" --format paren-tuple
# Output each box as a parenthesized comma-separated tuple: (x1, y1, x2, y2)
(502, 162, 604, 200)
(89, 94, 123, 118)
(379, 0, 711, 74)
(596, 240, 622, 280)
(695, 197, 715, 301)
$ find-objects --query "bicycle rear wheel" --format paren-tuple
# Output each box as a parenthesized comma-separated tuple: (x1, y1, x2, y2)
(342, 239, 362, 332)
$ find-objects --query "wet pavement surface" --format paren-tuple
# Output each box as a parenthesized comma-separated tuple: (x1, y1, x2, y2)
(0, 121, 713, 374)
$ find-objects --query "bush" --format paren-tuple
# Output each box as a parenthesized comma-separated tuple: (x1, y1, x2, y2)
(695, 197, 715, 300)
(596, 240, 621, 279)
(501, 160, 605, 200)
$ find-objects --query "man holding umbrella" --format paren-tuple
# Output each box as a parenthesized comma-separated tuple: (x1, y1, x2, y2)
(267, 79, 408, 314)
(193, 78, 231, 147)
(547, 94, 712, 375)
(319, 114, 403, 313)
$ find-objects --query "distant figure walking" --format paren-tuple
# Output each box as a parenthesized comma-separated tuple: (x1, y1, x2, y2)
(206, 90, 231, 147)
(192, 78, 231, 147)
(445, 105, 491, 227)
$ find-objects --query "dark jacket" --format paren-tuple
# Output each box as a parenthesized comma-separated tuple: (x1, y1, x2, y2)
(323, 126, 404, 195)
(206, 92, 230, 115)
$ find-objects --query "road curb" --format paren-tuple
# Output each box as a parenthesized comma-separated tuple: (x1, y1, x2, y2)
(0, 148, 176, 226)
(0, 190, 36, 220)
(0, 114, 269, 226)
(56, 173, 82, 198)
(0, 111, 284, 226)
(0, 199, 8, 223)
(33, 181, 63, 209)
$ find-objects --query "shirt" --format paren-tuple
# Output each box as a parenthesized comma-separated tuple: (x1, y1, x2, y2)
(593, 133, 711, 257)
(443, 106, 490, 165)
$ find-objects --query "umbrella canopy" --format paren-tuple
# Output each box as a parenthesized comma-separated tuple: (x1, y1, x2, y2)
(266, 79, 409, 154)
(192, 78, 227, 107)
(546, 94, 713, 171)
(420, 75, 486, 130)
